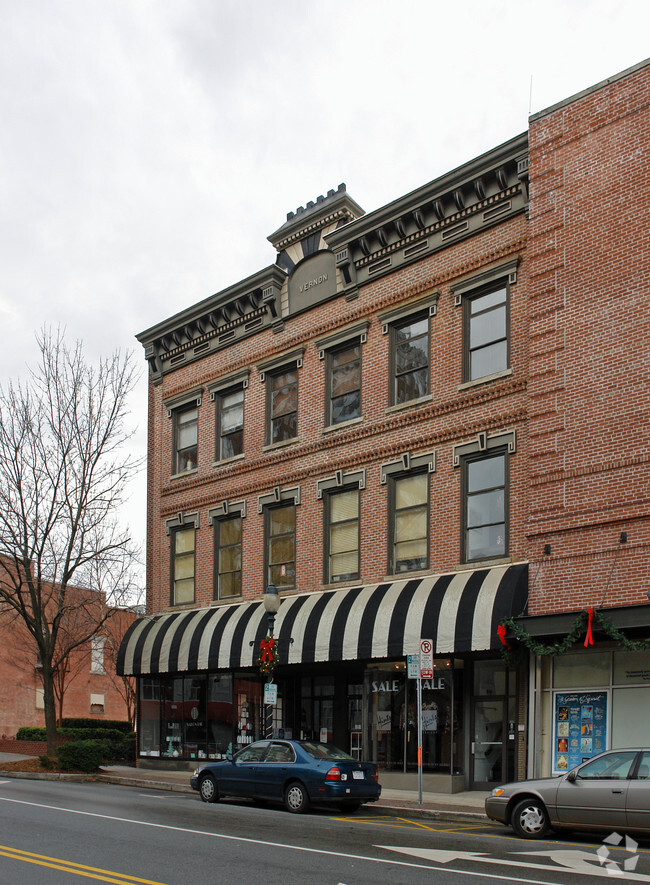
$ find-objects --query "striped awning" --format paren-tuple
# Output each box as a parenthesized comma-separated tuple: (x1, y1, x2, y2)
(117, 563, 527, 676)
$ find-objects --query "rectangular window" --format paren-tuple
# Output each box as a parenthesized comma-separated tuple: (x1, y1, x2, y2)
(391, 313, 429, 405)
(216, 387, 244, 461)
(268, 368, 298, 444)
(462, 451, 507, 561)
(325, 488, 360, 583)
(389, 472, 429, 573)
(265, 503, 296, 590)
(173, 405, 198, 473)
(215, 515, 242, 599)
(465, 285, 508, 381)
(172, 525, 196, 604)
(90, 637, 105, 674)
(327, 342, 361, 425)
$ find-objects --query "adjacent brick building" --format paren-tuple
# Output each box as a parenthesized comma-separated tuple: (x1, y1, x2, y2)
(119, 58, 650, 789)
(0, 602, 136, 739)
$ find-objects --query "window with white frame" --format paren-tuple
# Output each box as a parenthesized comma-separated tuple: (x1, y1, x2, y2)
(90, 637, 105, 674)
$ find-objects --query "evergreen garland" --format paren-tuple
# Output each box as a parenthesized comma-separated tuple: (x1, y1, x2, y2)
(499, 608, 650, 668)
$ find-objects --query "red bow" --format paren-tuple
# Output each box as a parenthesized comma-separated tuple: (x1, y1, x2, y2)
(497, 624, 510, 649)
(260, 637, 275, 662)
(584, 608, 594, 647)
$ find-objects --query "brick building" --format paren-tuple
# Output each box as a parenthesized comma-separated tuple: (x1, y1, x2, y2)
(0, 602, 136, 738)
(119, 58, 650, 789)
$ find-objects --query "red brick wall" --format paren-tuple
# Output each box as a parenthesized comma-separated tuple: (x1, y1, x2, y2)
(144, 211, 529, 612)
(0, 609, 135, 738)
(526, 61, 650, 614)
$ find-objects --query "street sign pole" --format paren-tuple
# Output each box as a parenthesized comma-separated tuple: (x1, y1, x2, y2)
(418, 639, 433, 806)
(417, 669, 423, 804)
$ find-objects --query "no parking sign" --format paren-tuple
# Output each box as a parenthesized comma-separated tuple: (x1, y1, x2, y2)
(419, 638, 433, 679)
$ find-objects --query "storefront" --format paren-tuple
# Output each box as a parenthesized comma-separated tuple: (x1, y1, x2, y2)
(521, 606, 650, 778)
(118, 563, 527, 790)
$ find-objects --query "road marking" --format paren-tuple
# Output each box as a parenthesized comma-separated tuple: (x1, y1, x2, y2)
(379, 845, 650, 881)
(2, 795, 643, 885)
(0, 843, 168, 885)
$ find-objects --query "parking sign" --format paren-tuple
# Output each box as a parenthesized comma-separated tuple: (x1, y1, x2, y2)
(420, 639, 433, 679)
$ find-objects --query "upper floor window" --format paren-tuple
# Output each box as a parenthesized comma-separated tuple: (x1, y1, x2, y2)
(462, 450, 507, 562)
(214, 515, 242, 599)
(90, 637, 105, 674)
(390, 472, 429, 573)
(391, 313, 429, 405)
(465, 285, 508, 381)
(325, 487, 360, 583)
(381, 452, 435, 575)
(166, 514, 199, 606)
(327, 342, 361, 426)
(173, 405, 198, 473)
(453, 260, 517, 384)
(268, 368, 298, 444)
(216, 386, 244, 460)
(265, 503, 296, 591)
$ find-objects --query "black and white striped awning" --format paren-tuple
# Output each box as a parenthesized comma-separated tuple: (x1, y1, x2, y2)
(117, 563, 527, 676)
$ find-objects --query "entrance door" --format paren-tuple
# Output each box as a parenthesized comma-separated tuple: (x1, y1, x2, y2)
(472, 698, 505, 786)
(470, 660, 515, 789)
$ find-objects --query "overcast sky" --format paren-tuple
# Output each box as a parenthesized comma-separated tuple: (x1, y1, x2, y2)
(1, 0, 648, 591)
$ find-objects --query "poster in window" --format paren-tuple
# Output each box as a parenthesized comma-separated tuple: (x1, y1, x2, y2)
(553, 691, 607, 772)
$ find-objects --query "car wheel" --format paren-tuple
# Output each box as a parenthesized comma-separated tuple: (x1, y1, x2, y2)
(510, 797, 549, 838)
(199, 774, 220, 804)
(338, 801, 361, 813)
(284, 781, 310, 814)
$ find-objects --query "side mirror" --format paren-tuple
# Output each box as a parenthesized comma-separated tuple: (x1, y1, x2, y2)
(566, 769, 577, 783)
(226, 752, 234, 762)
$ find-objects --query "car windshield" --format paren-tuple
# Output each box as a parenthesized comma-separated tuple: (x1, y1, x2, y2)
(301, 742, 354, 761)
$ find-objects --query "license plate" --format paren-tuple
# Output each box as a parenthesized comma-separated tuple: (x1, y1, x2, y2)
(352, 771, 364, 780)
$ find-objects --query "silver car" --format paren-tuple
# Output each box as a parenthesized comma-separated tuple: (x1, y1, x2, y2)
(485, 748, 650, 838)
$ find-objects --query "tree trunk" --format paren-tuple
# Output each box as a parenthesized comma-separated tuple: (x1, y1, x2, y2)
(41, 663, 59, 756)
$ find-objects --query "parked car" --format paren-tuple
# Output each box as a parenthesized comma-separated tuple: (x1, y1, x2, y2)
(486, 748, 650, 838)
(190, 739, 381, 814)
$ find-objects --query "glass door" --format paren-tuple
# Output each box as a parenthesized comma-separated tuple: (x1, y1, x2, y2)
(470, 659, 515, 788)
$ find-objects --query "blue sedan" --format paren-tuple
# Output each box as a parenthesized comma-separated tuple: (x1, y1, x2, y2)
(190, 739, 381, 813)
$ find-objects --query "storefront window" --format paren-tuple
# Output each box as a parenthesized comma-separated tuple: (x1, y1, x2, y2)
(208, 674, 233, 758)
(365, 664, 406, 770)
(553, 652, 610, 688)
(139, 677, 161, 757)
(162, 678, 184, 758)
(234, 675, 263, 748)
(364, 660, 463, 774)
(183, 675, 207, 761)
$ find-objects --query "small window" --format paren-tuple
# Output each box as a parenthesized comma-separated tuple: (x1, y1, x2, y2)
(173, 405, 198, 473)
(327, 342, 361, 426)
(462, 451, 507, 562)
(267, 368, 298, 444)
(265, 503, 296, 590)
(215, 515, 242, 599)
(216, 386, 244, 460)
(389, 472, 429, 573)
(325, 488, 360, 583)
(464, 285, 508, 381)
(171, 525, 196, 605)
(390, 313, 429, 405)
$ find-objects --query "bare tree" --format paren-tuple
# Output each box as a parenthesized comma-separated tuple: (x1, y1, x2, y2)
(0, 329, 141, 754)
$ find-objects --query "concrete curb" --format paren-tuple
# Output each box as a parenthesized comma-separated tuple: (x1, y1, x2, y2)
(0, 769, 488, 824)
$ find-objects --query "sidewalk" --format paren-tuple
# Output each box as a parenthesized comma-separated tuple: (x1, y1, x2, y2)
(0, 754, 489, 823)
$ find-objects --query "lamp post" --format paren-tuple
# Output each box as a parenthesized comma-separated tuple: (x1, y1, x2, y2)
(262, 582, 280, 739)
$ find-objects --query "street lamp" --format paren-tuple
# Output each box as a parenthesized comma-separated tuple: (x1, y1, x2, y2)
(262, 582, 280, 739)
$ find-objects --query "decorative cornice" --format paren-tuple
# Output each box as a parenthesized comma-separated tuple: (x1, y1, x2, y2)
(137, 265, 286, 384)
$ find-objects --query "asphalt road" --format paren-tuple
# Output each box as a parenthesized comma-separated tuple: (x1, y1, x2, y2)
(1, 776, 650, 885)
